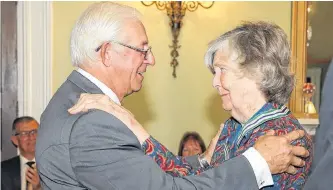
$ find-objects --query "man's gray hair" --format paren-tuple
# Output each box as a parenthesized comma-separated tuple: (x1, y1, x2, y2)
(70, 2, 142, 66)
(204, 21, 294, 105)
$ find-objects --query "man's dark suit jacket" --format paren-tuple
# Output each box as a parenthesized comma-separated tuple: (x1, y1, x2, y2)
(1, 156, 21, 190)
(304, 61, 333, 190)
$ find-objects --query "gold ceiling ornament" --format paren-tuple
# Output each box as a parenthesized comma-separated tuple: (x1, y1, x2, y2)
(141, 1, 214, 78)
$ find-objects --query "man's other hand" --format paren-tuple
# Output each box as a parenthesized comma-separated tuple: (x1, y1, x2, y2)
(254, 130, 309, 174)
(26, 163, 41, 190)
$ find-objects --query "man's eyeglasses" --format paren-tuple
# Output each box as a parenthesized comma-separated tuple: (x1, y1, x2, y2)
(95, 41, 152, 60)
(15, 129, 38, 137)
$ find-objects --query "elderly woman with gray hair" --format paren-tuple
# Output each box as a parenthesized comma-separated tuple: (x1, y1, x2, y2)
(70, 21, 312, 189)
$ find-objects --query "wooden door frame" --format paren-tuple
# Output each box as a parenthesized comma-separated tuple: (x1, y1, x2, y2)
(288, 2, 317, 118)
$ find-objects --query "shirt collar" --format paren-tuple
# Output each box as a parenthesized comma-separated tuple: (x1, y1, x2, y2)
(77, 68, 121, 105)
(236, 102, 290, 146)
(20, 155, 35, 166)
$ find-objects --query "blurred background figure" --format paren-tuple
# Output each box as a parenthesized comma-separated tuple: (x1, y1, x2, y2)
(1, 116, 41, 190)
(178, 132, 206, 156)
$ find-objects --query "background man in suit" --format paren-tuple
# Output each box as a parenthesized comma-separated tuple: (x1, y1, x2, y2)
(36, 2, 309, 190)
(1, 116, 41, 190)
(304, 60, 333, 190)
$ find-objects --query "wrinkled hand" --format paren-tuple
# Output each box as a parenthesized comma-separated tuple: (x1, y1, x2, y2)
(254, 130, 309, 175)
(68, 93, 150, 144)
(203, 123, 224, 164)
(26, 164, 41, 190)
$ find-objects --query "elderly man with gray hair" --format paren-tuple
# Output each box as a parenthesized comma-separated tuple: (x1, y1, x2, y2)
(37, 2, 310, 190)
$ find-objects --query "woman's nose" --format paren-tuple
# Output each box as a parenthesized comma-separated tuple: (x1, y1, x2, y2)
(213, 74, 221, 88)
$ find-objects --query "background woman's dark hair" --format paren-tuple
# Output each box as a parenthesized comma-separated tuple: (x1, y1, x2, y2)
(178, 131, 206, 156)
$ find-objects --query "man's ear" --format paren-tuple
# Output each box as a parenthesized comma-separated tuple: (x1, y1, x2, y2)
(101, 43, 112, 67)
(11, 136, 18, 148)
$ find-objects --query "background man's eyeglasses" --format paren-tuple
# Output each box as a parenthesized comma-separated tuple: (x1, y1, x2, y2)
(95, 41, 151, 60)
(15, 129, 38, 137)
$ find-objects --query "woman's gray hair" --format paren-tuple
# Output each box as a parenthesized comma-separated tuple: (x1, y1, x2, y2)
(70, 2, 142, 66)
(204, 21, 294, 105)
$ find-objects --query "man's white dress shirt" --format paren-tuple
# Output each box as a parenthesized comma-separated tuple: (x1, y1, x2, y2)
(20, 155, 36, 190)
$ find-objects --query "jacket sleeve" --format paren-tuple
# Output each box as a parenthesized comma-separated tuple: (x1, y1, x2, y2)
(142, 136, 204, 176)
